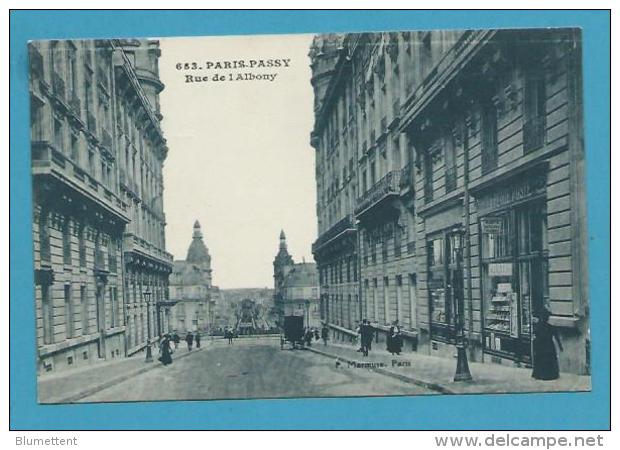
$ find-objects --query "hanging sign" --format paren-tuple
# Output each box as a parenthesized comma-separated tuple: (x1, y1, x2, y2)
(481, 217, 503, 234)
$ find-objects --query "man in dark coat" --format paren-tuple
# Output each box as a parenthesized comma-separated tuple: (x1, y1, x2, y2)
(195, 331, 201, 348)
(186, 331, 194, 351)
(172, 332, 180, 350)
(360, 319, 373, 357)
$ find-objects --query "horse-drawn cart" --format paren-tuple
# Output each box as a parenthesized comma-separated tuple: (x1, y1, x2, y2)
(280, 315, 305, 350)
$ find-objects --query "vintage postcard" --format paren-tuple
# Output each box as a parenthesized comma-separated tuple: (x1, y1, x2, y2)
(27, 29, 591, 404)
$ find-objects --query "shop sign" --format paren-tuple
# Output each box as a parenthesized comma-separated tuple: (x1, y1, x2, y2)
(488, 262, 513, 276)
(476, 174, 546, 215)
(481, 217, 503, 234)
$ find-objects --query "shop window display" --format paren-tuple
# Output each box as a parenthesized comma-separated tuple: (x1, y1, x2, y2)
(481, 200, 548, 362)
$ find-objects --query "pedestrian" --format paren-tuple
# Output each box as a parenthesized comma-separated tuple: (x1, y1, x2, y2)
(313, 327, 320, 341)
(186, 331, 194, 351)
(532, 307, 563, 380)
(360, 319, 374, 357)
(387, 321, 403, 355)
(304, 328, 313, 347)
(227, 327, 234, 345)
(321, 324, 329, 346)
(195, 331, 201, 348)
(355, 321, 363, 352)
(158, 334, 173, 366)
(172, 331, 180, 350)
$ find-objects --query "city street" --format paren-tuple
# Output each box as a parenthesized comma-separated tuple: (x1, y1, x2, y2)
(80, 337, 434, 402)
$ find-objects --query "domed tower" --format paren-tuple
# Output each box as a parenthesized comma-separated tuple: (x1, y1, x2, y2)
(186, 220, 212, 284)
(273, 230, 294, 303)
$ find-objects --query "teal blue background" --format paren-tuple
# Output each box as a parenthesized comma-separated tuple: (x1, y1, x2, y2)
(9, 10, 610, 430)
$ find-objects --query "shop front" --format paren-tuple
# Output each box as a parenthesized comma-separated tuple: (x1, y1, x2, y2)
(475, 169, 548, 365)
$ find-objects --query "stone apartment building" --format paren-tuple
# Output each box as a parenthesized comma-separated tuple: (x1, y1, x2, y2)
(168, 221, 215, 334)
(309, 29, 588, 374)
(273, 231, 320, 328)
(29, 39, 172, 373)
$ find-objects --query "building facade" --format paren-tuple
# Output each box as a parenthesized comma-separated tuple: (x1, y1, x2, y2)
(309, 29, 588, 374)
(273, 231, 320, 328)
(29, 39, 172, 373)
(168, 221, 215, 334)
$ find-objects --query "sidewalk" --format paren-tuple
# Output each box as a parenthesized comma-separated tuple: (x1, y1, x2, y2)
(307, 342, 591, 395)
(38, 344, 206, 404)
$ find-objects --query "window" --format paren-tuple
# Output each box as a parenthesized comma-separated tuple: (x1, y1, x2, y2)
(481, 201, 548, 360)
(110, 287, 118, 328)
(80, 285, 89, 335)
(444, 131, 457, 192)
(54, 117, 64, 150)
(79, 224, 87, 268)
(481, 101, 498, 174)
(523, 71, 546, 153)
(62, 218, 72, 265)
(428, 236, 447, 324)
(41, 284, 53, 344)
(70, 133, 79, 162)
(64, 284, 74, 339)
(394, 223, 402, 258)
(39, 210, 51, 263)
(108, 239, 117, 273)
(424, 152, 434, 203)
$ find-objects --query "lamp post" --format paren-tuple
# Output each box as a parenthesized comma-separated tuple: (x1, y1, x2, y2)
(305, 299, 311, 328)
(144, 288, 153, 363)
(452, 230, 472, 382)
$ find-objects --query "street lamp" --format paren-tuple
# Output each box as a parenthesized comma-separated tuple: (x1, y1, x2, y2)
(305, 299, 311, 328)
(452, 230, 472, 382)
(144, 288, 153, 363)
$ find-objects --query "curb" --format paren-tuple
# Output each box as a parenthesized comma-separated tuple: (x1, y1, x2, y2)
(43, 347, 205, 404)
(306, 346, 455, 395)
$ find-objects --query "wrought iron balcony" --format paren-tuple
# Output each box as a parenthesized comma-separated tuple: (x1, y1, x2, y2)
(355, 170, 401, 217)
(312, 214, 356, 254)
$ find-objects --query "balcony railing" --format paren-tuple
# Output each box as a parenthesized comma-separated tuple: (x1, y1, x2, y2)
(355, 170, 401, 216)
(29, 45, 44, 77)
(523, 116, 546, 154)
(52, 71, 65, 99)
(312, 214, 356, 254)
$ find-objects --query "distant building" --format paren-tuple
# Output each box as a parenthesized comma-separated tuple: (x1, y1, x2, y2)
(168, 221, 215, 334)
(220, 288, 276, 331)
(273, 230, 320, 328)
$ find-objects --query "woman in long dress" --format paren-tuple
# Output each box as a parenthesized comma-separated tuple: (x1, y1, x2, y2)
(532, 307, 563, 380)
(159, 334, 173, 366)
